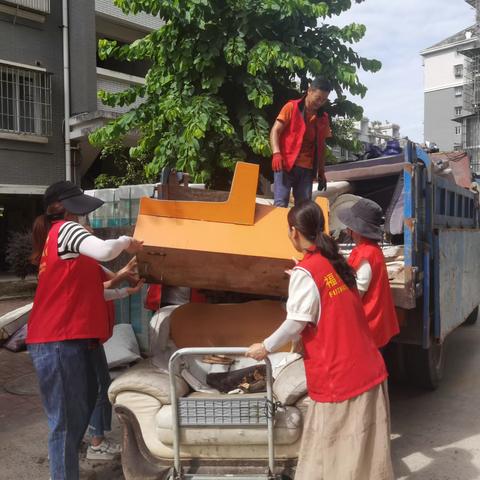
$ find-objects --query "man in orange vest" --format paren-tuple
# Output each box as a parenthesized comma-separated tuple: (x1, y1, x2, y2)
(337, 198, 400, 348)
(270, 77, 333, 207)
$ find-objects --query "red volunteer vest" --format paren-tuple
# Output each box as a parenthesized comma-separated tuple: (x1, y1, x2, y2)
(348, 242, 400, 349)
(27, 221, 110, 344)
(144, 284, 207, 312)
(279, 98, 330, 172)
(297, 251, 387, 403)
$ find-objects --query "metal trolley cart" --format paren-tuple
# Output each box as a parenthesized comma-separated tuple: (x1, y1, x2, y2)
(168, 347, 279, 480)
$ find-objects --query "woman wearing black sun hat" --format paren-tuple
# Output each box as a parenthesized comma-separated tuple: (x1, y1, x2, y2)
(27, 181, 143, 480)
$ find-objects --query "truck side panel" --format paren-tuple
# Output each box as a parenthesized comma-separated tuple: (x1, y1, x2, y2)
(435, 229, 480, 341)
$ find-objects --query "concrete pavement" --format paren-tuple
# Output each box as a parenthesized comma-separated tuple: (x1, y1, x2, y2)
(390, 321, 480, 479)
(1, 319, 480, 479)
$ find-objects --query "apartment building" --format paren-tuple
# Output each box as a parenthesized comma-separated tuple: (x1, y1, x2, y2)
(456, 0, 480, 173)
(0, 0, 161, 269)
(421, 26, 476, 153)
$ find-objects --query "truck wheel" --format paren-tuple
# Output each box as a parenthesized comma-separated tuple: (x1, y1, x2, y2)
(382, 342, 408, 384)
(404, 342, 445, 390)
(464, 306, 479, 326)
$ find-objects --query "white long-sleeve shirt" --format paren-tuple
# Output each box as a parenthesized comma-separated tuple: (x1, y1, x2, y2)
(57, 221, 132, 261)
(356, 259, 372, 297)
(263, 269, 320, 353)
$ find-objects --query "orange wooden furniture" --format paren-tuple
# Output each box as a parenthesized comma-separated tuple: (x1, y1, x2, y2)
(139, 162, 259, 226)
(134, 162, 329, 296)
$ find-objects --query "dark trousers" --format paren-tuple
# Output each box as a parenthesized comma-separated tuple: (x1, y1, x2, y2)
(88, 344, 112, 438)
(273, 166, 314, 207)
(28, 340, 98, 480)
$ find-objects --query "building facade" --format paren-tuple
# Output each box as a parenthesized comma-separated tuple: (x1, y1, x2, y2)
(421, 26, 476, 153)
(0, 0, 160, 269)
(457, 0, 480, 173)
(421, 0, 480, 174)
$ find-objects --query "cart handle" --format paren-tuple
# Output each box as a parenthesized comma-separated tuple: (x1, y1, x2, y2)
(168, 347, 275, 479)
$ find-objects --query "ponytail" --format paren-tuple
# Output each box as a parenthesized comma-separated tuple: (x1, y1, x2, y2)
(30, 203, 66, 265)
(288, 200, 356, 289)
(314, 231, 356, 289)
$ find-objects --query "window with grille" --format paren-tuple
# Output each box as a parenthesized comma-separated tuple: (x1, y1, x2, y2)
(455, 126, 462, 135)
(455, 106, 462, 116)
(454, 64, 464, 78)
(0, 63, 52, 136)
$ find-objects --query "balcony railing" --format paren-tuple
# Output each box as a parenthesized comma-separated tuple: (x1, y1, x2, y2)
(2, 0, 50, 13)
(96, 67, 146, 115)
(95, 0, 162, 32)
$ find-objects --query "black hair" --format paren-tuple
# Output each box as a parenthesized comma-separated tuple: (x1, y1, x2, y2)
(287, 200, 356, 289)
(310, 77, 332, 93)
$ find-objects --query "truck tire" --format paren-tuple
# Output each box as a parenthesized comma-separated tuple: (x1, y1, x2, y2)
(382, 342, 408, 384)
(404, 342, 445, 390)
(463, 306, 479, 326)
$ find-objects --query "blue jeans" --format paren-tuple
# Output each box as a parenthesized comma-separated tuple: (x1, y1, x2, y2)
(88, 345, 112, 438)
(273, 166, 314, 207)
(28, 340, 98, 480)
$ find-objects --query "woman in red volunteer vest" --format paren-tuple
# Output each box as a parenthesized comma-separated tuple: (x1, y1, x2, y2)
(337, 198, 400, 349)
(246, 201, 394, 480)
(27, 181, 142, 480)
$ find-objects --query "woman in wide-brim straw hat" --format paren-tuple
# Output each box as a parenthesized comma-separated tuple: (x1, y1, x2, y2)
(337, 197, 400, 349)
(246, 200, 394, 479)
(27, 181, 143, 480)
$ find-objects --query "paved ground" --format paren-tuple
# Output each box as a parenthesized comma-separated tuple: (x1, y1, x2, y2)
(1, 309, 480, 479)
(390, 322, 480, 480)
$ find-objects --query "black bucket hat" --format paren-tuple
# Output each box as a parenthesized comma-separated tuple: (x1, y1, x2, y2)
(336, 198, 384, 241)
(44, 181, 104, 215)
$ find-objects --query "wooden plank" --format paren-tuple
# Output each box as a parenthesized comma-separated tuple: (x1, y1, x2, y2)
(140, 161, 259, 225)
(156, 184, 229, 202)
(137, 247, 293, 297)
(169, 301, 291, 351)
(134, 198, 329, 259)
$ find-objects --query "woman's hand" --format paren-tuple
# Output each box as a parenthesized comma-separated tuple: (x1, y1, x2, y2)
(285, 257, 300, 276)
(246, 343, 268, 361)
(117, 257, 139, 285)
(126, 278, 145, 296)
(126, 238, 143, 254)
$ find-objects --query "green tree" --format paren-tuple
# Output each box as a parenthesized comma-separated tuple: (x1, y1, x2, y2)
(89, 0, 380, 188)
(93, 144, 155, 188)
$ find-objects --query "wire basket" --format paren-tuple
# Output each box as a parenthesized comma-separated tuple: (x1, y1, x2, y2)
(178, 397, 268, 426)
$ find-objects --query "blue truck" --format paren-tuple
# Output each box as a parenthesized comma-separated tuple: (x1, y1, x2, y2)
(326, 141, 480, 388)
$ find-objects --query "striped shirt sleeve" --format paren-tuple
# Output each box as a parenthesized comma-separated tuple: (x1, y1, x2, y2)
(57, 221, 92, 260)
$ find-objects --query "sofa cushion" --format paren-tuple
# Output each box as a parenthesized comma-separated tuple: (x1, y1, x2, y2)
(273, 358, 307, 406)
(155, 392, 302, 446)
(108, 358, 189, 404)
(103, 324, 141, 368)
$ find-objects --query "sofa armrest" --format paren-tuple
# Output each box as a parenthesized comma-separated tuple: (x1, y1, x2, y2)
(273, 358, 307, 406)
(109, 358, 190, 404)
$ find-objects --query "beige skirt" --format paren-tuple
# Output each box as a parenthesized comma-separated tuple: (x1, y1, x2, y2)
(294, 381, 394, 480)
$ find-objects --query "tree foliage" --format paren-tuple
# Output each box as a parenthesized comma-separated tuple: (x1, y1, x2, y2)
(5, 231, 37, 280)
(89, 0, 381, 187)
(93, 143, 155, 188)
